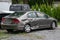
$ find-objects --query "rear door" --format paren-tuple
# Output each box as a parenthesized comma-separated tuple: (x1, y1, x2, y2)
(27, 12, 39, 29)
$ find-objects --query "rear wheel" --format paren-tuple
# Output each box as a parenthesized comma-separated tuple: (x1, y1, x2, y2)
(24, 25, 31, 33)
(7, 29, 13, 33)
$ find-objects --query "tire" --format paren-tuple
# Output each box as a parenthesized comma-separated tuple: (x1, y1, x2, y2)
(24, 25, 31, 33)
(7, 29, 13, 33)
(50, 22, 56, 29)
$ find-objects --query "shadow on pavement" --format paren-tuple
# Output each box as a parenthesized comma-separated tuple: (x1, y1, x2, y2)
(0, 28, 56, 34)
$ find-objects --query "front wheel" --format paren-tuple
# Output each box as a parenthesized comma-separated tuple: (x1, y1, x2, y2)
(24, 25, 31, 33)
(50, 22, 57, 29)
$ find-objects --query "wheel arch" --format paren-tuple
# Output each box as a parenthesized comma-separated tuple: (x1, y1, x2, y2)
(52, 20, 57, 27)
(24, 23, 31, 33)
(25, 23, 31, 27)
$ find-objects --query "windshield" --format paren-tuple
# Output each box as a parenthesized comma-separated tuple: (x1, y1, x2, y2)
(10, 12, 25, 17)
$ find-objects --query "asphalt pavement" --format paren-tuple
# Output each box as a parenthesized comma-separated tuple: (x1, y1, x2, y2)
(1, 25, 60, 40)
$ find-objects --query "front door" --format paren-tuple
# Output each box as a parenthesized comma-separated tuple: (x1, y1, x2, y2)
(36, 12, 51, 28)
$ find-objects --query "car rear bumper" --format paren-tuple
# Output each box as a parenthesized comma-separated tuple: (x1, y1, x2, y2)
(1, 24, 24, 30)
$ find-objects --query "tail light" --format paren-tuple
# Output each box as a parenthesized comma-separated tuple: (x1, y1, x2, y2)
(12, 19, 20, 24)
(2, 18, 5, 22)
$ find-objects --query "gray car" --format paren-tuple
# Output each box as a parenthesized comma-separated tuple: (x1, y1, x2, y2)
(1, 11, 57, 32)
(10, 4, 30, 11)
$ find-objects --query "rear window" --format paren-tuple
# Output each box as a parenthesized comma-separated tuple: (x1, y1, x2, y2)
(10, 12, 25, 17)
(10, 6, 22, 11)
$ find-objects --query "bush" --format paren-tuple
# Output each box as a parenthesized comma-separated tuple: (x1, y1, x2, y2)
(31, 3, 39, 11)
(31, 4, 60, 21)
(40, 4, 52, 16)
(56, 6, 60, 20)
(28, 0, 53, 6)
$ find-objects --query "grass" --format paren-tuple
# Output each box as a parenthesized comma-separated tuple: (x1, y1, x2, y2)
(0, 30, 12, 40)
(0, 30, 6, 36)
(58, 22, 60, 25)
(0, 30, 26, 39)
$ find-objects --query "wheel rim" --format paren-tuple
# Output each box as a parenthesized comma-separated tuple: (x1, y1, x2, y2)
(25, 25, 31, 32)
(52, 22, 56, 28)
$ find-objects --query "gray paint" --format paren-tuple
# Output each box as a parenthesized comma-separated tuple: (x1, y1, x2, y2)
(1, 11, 57, 30)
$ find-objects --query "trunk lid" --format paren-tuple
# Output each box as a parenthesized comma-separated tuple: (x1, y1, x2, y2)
(2, 16, 19, 24)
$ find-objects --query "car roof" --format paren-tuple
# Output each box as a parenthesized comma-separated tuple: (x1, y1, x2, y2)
(15, 11, 40, 12)
(13, 11, 44, 15)
(11, 4, 29, 6)
(27, 11, 40, 13)
(15, 11, 39, 12)
(25, 11, 46, 14)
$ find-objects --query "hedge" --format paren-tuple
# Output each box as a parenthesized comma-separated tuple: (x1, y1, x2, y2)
(31, 4, 60, 21)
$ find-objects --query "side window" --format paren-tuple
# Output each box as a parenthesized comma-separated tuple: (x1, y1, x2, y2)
(27, 12, 37, 18)
(37, 12, 49, 18)
(37, 12, 44, 18)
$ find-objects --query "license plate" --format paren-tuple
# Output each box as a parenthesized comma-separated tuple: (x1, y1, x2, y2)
(4, 19, 12, 24)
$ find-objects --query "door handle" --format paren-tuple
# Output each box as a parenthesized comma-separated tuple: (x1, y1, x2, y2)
(27, 18, 36, 22)
(30, 19, 33, 20)
(28, 19, 33, 21)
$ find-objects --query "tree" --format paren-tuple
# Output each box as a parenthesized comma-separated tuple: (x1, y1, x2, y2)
(23, 0, 28, 4)
(28, 0, 54, 6)
(12, 0, 28, 4)
(12, 0, 19, 4)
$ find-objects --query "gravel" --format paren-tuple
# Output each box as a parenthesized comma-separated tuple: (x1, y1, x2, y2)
(1, 26, 60, 40)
